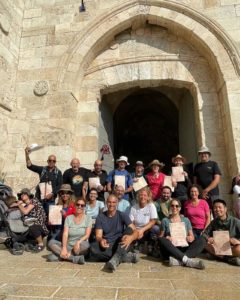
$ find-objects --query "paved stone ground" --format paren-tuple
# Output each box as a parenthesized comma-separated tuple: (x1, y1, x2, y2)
(0, 244, 239, 300)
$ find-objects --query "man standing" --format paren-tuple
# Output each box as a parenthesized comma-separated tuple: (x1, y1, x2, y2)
(25, 147, 62, 215)
(82, 159, 107, 202)
(90, 194, 139, 271)
(193, 146, 221, 205)
(63, 158, 88, 198)
(204, 199, 240, 266)
(107, 156, 133, 201)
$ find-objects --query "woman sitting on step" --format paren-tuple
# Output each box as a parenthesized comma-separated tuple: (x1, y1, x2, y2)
(158, 198, 206, 269)
(47, 198, 92, 264)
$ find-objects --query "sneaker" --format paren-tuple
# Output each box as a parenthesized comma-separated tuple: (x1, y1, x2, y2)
(47, 253, 59, 262)
(105, 253, 120, 271)
(169, 256, 183, 267)
(185, 258, 205, 270)
(227, 257, 240, 266)
(72, 255, 85, 265)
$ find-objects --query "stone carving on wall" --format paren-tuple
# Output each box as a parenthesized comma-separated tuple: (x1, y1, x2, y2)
(34, 80, 49, 96)
(0, 56, 15, 111)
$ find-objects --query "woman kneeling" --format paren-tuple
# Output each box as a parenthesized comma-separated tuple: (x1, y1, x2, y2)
(47, 198, 92, 264)
(159, 199, 206, 269)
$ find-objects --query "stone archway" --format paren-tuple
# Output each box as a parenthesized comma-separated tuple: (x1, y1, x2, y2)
(56, 0, 240, 200)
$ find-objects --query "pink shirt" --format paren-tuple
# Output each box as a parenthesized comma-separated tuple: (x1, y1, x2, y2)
(184, 199, 210, 229)
(146, 172, 165, 201)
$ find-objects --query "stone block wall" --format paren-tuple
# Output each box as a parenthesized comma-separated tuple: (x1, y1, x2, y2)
(0, 0, 239, 208)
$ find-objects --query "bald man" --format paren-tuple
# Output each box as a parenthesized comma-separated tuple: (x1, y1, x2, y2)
(25, 147, 63, 215)
(63, 158, 89, 198)
(83, 160, 108, 202)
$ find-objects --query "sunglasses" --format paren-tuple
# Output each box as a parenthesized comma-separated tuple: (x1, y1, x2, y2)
(61, 192, 71, 195)
(171, 204, 180, 208)
(48, 160, 56, 163)
(76, 203, 86, 208)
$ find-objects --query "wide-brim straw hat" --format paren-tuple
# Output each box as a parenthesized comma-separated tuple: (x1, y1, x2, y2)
(172, 154, 186, 164)
(58, 184, 73, 194)
(198, 146, 211, 156)
(17, 188, 34, 198)
(149, 159, 165, 168)
(116, 155, 129, 165)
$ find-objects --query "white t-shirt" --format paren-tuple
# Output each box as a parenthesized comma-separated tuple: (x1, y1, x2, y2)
(129, 202, 157, 229)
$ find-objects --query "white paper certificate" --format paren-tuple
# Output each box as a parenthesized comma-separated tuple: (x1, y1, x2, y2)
(39, 182, 53, 200)
(169, 222, 188, 247)
(49, 205, 62, 225)
(133, 176, 148, 192)
(89, 177, 100, 189)
(163, 176, 174, 192)
(114, 175, 125, 189)
(172, 166, 184, 182)
(213, 231, 232, 256)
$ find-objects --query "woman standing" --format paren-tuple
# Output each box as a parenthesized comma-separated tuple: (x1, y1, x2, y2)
(159, 199, 206, 269)
(47, 198, 92, 263)
(16, 188, 48, 252)
(146, 160, 166, 201)
(184, 185, 210, 238)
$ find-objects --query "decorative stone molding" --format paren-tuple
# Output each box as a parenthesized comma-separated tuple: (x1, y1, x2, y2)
(0, 13, 10, 34)
(33, 81, 49, 96)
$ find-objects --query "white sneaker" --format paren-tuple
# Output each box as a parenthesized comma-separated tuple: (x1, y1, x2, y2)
(169, 256, 183, 267)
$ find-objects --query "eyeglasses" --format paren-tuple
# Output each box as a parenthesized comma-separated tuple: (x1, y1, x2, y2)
(90, 193, 97, 196)
(48, 160, 56, 163)
(76, 203, 86, 208)
(95, 164, 102, 166)
(171, 204, 180, 208)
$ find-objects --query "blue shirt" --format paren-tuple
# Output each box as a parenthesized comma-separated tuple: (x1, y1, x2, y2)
(107, 169, 133, 200)
(86, 200, 104, 219)
(95, 210, 132, 243)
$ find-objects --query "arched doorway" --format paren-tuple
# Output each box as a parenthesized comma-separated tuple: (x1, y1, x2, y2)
(100, 86, 197, 172)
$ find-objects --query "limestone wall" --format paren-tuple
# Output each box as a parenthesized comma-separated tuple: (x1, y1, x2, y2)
(0, 0, 239, 207)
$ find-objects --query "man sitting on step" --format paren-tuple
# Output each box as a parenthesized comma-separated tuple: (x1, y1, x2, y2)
(90, 194, 139, 271)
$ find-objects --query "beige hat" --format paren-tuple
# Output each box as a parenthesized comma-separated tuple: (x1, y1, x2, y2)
(172, 154, 186, 164)
(116, 155, 129, 165)
(135, 161, 144, 166)
(149, 159, 165, 168)
(198, 146, 211, 155)
(17, 188, 34, 198)
(58, 184, 73, 194)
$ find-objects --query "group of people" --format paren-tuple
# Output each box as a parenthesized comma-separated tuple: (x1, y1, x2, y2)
(3, 145, 240, 271)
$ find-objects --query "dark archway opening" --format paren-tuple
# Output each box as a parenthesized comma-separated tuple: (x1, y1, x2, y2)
(113, 89, 179, 172)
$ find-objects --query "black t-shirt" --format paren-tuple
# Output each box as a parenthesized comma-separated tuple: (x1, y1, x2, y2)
(194, 160, 221, 196)
(95, 210, 132, 244)
(85, 170, 108, 202)
(27, 164, 62, 198)
(63, 168, 88, 197)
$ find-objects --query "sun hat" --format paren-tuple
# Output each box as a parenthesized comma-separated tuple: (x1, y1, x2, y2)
(198, 146, 211, 156)
(135, 161, 144, 166)
(149, 159, 165, 168)
(116, 155, 129, 165)
(172, 154, 186, 164)
(57, 184, 73, 194)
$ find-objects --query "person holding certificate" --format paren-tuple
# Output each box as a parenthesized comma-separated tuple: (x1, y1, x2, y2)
(184, 184, 210, 238)
(106, 156, 133, 201)
(146, 159, 166, 201)
(47, 198, 92, 263)
(158, 199, 206, 269)
(49, 184, 76, 240)
(203, 199, 240, 266)
(171, 154, 191, 208)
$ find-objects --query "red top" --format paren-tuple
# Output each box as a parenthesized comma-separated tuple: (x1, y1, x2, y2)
(146, 172, 165, 201)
